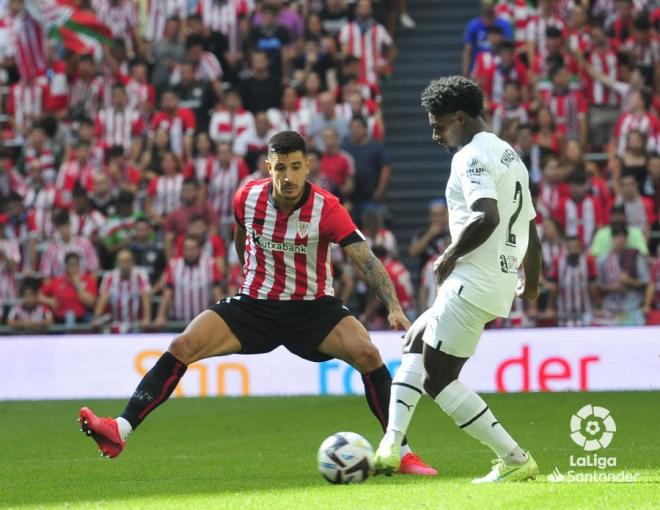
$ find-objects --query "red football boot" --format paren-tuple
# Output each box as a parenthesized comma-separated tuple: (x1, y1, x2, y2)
(79, 407, 125, 459)
(398, 453, 438, 475)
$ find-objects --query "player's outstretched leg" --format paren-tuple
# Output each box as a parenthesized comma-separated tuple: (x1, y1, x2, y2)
(318, 316, 435, 476)
(423, 343, 538, 483)
(79, 311, 242, 458)
(374, 311, 437, 475)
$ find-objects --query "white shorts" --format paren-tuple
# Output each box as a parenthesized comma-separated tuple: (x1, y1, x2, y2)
(422, 281, 497, 358)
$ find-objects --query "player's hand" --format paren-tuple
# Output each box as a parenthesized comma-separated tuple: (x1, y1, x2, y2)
(433, 250, 456, 286)
(516, 276, 540, 301)
(387, 307, 411, 331)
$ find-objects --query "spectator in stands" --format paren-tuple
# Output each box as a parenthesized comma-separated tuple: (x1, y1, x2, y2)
(492, 81, 529, 141)
(4, 193, 37, 272)
(564, 4, 590, 54)
(55, 140, 95, 202)
(590, 204, 649, 258)
(309, 92, 350, 151)
(150, 17, 185, 93)
(555, 168, 604, 248)
(607, 0, 635, 50)
(140, 129, 171, 179)
(240, 51, 283, 114)
(67, 54, 104, 121)
(342, 116, 391, 221)
(642, 152, 660, 215)
(155, 236, 223, 329)
(94, 249, 151, 332)
(597, 224, 649, 326)
(462, 0, 512, 77)
(100, 191, 138, 267)
(89, 172, 118, 218)
(533, 106, 563, 156)
(470, 25, 505, 88)
(320, 0, 350, 38)
(409, 198, 450, 271)
(619, 130, 649, 191)
(417, 257, 437, 313)
(0, 215, 20, 304)
(163, 178, 218, 260)
(484, 41, 529, 107)
(623, 15, 658, 69)
(267, 86, 309, 136)
(319, 127, 355, 200)
(0, 149, 25, 205)
(125, 59, 156, 115)
(547, 236, 599, 327)
(39, 251, 98, 325)
(249, 2, 292, 82)
(339, 0, 396, 88)
(361, 207, 398, 258)
(174, 214, 226, 275)
(293, 36, 338, 93)
(254, 0, 305, 42)
(105, 144, 142, 194)
(145, 151, 185, 227)
(233, 112, 277, 171)
(174, 35, 224, 100)
(513, 124, 541, 184)
(70, 184, 106, 245)
(40, 211, 99, 278)
(615, 173, 657, 240)
(95, 83, 144, 158)
(643, 256, 660, 325)
(190, 132, 215, 183)
(129, 217, 166, 286)
(526, 0, 565, 67)
(150, 88, 196, 160)
(7, 277, 53, 332)
(23, 124, 56, 186)
(529, 26, 575, 84)
(174, 61, 216, 133)
(308, 149, 340, 197)
(611, 89, 658, 157)
(209, 89, 255, 144)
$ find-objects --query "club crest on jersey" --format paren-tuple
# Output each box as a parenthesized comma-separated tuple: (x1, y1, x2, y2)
(297, 221, 310, 238)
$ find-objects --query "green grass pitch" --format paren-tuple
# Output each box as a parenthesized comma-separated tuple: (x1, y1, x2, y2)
(1, 391, 658, 509)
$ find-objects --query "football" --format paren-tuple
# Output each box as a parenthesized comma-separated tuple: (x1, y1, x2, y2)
(317, 432, 374, 484)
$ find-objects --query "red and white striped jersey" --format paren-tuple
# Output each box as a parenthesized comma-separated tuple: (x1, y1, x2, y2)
(537, 181, 569, 221)
(0, 16, 16, 63)
(613, 111, 660, 156)
(7, 304, 53, 324)
(6, 80, 48, 133)
(539, 88, 587, 140)
(495, 0, 533, 50)
(541, 239, 565, 279)
(27, 208, 56, 242)
(144, 0, 189, 42)
(526, 13, 564, 55)
(336, 100, 384, 140)
(564, 27, 591, 54)
(234, 179, 364, 300)
(39, 235, 100, 278)
(232, 128, 278, 158)
(165, 255, 222, 321)
(555, 196, 604, 247)
(550, 254, 597, 326)
(56, 160, 97, 195)
(70, 210, 106, 239)
(147, 174, 184, 216)
(99, 267, 151, 322)
(383, 257, 414, 311)
(207, 158, 250, 226)
(339, 21, 392, 85)
(267, 108, 310, 137)
(191, 155, 215, 183)
(24, 147, 56, 183)
(586, 49, 618, 106)
(23, 185, 59, 213)
(42, 59, 68, 111)
(622, 36, 660, 68)
(0, 167, 27, 198)
(486, 61, 528, 104)
(125, 78, 156, 113)
(364, 227, 398, 258)
(197, 0, 254, 52)
(95, 107, 145, 152)
(151, 109, 196, 157)
(68, 76, 106, 120)
(171, 52, 223, 84)
(0, 239, 20, 300)
(10, 10, 47, 80)
(530, 49, 577, 79)
(208, 108, 255, 143)
(93, 0, 138, 49)
(174, 233, 226, 260)
(491, 102, 529, 136)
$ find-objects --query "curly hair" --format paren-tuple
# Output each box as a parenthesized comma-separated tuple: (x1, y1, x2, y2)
(420, 76, 485, 118)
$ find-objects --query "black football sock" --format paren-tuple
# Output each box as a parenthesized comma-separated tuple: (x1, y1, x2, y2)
(120, 352, 187, 430)
(361, 364, 409, 446)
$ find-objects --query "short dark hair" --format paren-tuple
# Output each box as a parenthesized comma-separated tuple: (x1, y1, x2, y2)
(107, 145, 125, 160)
(117, 191, 135, 204)
(268, 131, 307, 156)
(421, 76, 485, 118)
(64, 251, 81, 264)
(183, 177, 199, 187)
(21, 276, 41, 295)
(350, 114, 368, 128)
(634, 15, 650, 31)
(611, 224, 628, 237)
(546, 26, 562, 38)
(566, 169, 587, 185)
(72, 184, 88, 199)
(189, 213, 207, 224)
(486, 25, 504, 35)
(497, 41, 516, 53)
(610, 204, 626, 216)
(186, 34, 206, 50)
(53, 211, 70, 227)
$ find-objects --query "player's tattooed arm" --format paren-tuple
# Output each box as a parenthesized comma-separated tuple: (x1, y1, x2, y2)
(435, 198, 499, 285)
(518, 219, 542, 301)
(344, 241, 411, 330)
(234, 225, 247, 268)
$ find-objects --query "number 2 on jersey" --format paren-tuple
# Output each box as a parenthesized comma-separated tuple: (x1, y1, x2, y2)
(506, 181, 523, 247)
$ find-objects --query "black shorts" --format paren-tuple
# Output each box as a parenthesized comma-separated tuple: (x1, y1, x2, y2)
(209, 294, 354, 362)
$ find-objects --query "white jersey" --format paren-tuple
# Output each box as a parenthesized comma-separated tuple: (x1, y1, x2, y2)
(444, 131, 536, 317)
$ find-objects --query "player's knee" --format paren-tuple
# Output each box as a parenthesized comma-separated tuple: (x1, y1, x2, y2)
(423, 374, 455, 399)
(168, 333, 199, 365)
(352, 343, 383, 373)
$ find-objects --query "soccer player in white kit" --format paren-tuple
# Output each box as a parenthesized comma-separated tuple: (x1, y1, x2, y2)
(373, 76, 542, 483)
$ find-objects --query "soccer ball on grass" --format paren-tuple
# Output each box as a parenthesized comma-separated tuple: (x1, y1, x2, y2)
(317, 432, 374, 484)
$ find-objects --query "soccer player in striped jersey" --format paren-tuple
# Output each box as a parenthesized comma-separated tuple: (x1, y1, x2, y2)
(373, 76, 541, 483)
(79, 131, 435, 475)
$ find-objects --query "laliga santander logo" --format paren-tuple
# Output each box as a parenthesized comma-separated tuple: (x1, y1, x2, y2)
(570, 404, 616, 451)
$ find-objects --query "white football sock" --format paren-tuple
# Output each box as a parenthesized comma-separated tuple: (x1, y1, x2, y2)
(386, 353, 424, 441)
(116, 417, 133, 443)
(434, 380, 525, 464)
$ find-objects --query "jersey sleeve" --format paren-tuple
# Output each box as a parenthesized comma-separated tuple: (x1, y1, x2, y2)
(322, 202, 365, 246)
(233, 186, 247, 228)
(456, 153, 498, 208)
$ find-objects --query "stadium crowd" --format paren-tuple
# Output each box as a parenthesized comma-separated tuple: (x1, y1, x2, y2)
(0, 0, 659, 334)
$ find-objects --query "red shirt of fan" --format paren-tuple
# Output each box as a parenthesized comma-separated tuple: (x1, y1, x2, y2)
(41, 274, 98, 320)
(234, 179, 364, 300)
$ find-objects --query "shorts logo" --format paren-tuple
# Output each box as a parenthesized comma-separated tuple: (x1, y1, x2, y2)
(570, 404, 616, 451)
(297, 221, 310, 238)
